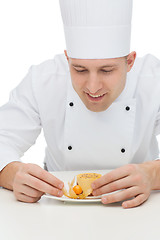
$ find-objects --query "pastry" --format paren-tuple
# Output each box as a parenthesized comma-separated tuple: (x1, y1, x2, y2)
(63, 173, 102, 199)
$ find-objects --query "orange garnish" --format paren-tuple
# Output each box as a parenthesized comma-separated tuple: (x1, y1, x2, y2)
(73, 185, 83, 195)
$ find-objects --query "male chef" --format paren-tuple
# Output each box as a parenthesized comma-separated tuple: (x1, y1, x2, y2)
(0, 0, 160, 208)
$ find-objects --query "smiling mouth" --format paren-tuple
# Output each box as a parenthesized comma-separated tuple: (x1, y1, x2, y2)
(88, 93, 105, 98)
(86, 92, 106, 101)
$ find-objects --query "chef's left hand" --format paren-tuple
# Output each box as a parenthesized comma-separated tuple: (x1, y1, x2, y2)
(91, 162, 156, 208)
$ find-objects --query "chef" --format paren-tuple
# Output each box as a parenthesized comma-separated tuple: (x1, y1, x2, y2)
(0, 0, 160, 208)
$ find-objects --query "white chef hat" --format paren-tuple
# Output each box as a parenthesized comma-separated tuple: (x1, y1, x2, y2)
(59, 0, 133, 59)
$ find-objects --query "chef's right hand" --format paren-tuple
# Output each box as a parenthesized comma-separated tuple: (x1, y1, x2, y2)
(13, 163, 64, 203)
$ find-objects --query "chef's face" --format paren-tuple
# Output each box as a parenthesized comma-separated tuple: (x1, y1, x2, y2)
(65, 50, 136, 112)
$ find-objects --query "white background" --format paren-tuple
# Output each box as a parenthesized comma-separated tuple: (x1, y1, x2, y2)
(0, 0, 160, 167)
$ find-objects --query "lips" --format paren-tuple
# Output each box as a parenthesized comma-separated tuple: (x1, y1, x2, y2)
(86, 92, 106, 101)
(88, 93, 105, 98)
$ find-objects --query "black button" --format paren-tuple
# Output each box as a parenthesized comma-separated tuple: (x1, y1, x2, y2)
(121, 148, 125, 153)
(68, 146, 72, 150)
(126, 106, 130, 111)
(69, 102, 74, 107)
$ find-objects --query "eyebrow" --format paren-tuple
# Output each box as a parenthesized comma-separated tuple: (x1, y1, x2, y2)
(72, 64, 117, 68)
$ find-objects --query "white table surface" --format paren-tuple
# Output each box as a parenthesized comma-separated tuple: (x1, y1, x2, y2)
(1, 169, 160, 240)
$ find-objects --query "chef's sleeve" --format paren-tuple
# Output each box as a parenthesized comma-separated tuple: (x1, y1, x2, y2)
(0, 66, 41, 171)
(154, 109, 160, 136)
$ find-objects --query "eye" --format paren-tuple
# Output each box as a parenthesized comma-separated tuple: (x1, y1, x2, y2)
(75, 69, 87, 73)
(101, 70, 112, 73)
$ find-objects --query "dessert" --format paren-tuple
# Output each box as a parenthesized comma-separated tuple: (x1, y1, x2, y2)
(63, 173, 102, 199)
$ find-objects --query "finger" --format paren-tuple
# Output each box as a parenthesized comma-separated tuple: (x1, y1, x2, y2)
(18, 184, 44, 198)
(101, 186, 140, 205)
(92, 165, 136, 190)
(22, 173, 63, 197)
(93, 176, 132, 196)
(15, 193, 42, 203)
(122, 194, 149, 209)
(26, 164, 64, 190)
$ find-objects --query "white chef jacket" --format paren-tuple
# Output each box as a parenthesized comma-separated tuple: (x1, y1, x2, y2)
(0, 53, 160, 172)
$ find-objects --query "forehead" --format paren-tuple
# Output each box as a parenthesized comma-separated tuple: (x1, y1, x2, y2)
(69, 57, 123, 68)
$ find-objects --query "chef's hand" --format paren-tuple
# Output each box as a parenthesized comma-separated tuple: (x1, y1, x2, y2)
(13, 163, 64, 203)
(91, 162, 157, 209)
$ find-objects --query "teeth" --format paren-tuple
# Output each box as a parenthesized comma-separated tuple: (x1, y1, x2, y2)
(88, 93, 104, 98)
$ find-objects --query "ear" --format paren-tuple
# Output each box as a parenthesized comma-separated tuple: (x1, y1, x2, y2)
(126, 51, 137, 72)
(64, 50, 69, 62)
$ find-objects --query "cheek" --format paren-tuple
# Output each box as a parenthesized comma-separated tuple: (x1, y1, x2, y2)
(70, 72, 85, 90)
(119, 71, 127, 89)
(71, 75, 86, 92)
(107, 72, 126, 91)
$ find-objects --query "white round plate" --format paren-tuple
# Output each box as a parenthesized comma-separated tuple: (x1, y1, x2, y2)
(44, 194, 102, 203)
(43, 170, 110, 203)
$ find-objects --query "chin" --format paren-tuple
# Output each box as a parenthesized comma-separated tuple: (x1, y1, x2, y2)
(79, 94, 112, 112)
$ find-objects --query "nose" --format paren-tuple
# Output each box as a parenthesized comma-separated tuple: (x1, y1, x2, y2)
(86, 73, 103, 94)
